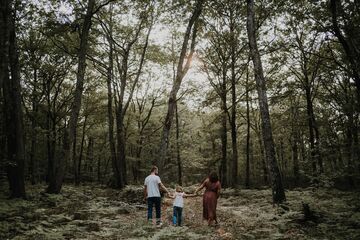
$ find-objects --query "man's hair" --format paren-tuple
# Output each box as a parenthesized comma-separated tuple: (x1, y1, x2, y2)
(209, 171, 219, 183)
(150, 166, 158, 173)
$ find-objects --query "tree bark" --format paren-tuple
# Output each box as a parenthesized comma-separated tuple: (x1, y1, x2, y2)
(1, 0, 26, 198)
(113, 15, 152, 187)
(229, 9, 238, 187)
(246, 0, 285, 203)
(85, 137, 94, 176)
(106, 19, 122, 188)
(175, 103, 183, 185)
(133, 97, 156, 182)
(47, 0, 95, 193)
(77, 117, 87, 184)
(305, 86, 323, 174)
(245, 70, 251, 188)
(290, 104, 300, 182)
(220, 68, 228, 187)
(45, 73, 57, 184)
(29, 68, 38, 185)
(158, 0, 204, 171)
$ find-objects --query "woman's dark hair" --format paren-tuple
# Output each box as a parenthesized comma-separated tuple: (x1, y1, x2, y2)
(209, 171, 219, 183)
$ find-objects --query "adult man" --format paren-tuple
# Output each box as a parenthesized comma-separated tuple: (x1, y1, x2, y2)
(144, 166, 169, 226)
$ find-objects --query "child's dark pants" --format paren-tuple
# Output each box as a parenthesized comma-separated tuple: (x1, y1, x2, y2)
(173, 206, 183, 226)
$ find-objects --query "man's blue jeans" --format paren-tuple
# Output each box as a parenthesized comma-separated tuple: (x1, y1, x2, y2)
(147, 197, 161, 224)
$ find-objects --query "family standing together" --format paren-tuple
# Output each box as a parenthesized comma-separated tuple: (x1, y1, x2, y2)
(143, 166, 221, 227)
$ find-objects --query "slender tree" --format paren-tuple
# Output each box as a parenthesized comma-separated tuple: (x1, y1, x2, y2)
(158, 0, 205, 171)
(245, 66, 251, 188)
(47, 0, 96, 193)
(246, 0, 285, 203)
(175, 102, 183, 185)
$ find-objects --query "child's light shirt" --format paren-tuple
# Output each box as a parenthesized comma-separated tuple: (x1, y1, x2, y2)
(173, 192, 184, 208)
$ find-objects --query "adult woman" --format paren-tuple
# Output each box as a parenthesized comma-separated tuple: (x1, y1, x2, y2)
(195, 171, 221, 226)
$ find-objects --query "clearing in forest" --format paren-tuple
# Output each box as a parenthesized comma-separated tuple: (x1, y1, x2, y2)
(1, 184, 360, 239)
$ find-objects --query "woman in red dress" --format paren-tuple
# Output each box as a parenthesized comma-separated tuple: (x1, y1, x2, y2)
(195, 172, 221, 226)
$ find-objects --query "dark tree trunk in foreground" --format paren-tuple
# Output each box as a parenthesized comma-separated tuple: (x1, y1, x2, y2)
(158, 0, 204, 171)
(47, 0, 95, 193)
(246, 0, 286, 203)
(1, 0, 26, 198)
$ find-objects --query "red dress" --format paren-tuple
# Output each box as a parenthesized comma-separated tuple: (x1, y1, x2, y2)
(203, 180, 221, 222)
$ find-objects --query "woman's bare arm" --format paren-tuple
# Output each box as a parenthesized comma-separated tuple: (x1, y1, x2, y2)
(195, 178, 208, 194)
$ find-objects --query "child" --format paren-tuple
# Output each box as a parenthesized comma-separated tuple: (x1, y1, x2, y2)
(170, 186, 196, 226)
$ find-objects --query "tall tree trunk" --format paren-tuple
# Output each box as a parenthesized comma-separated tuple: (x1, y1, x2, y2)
(175, 102, 183, 185)
(133, 97, 156, 182)
(77, 117, 87, 184)
(85, 137, 94, 177)
(29, 68, 38, 185)
(105, 8, 122, 188)
(246, 0, 285, 203)
(220, 69, 228, 187)
(228, 8, 239, 187)
(158, 0, 204, 171)
(291, 119, 300, 183)
(313, 120, 323, 173)
(245, 77, 251, 188)
(305, 86, 323, 174)
(354, 118, 360, 172)
(1, 0, 26, 198)
(289, 97, 300, 182)
(115, 117, 127, 186)
(134, 132, 143, 183)
(254, 122, 267, 185)
(279, 139, 285, 179)
(344, 77, 356, 170)
(113, 12, 153, 187)
(108, 74, 121, 187)
(45, 76, 57, 184)
(47, 0, 95, 193)
(72, 129, 77, 182)
(0, 2, 6, 180)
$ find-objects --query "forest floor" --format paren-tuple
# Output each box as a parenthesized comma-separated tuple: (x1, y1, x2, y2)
(1, 183, 360, 240)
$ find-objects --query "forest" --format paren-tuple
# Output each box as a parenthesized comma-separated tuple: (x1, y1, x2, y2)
(1, 0, 359, 239)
